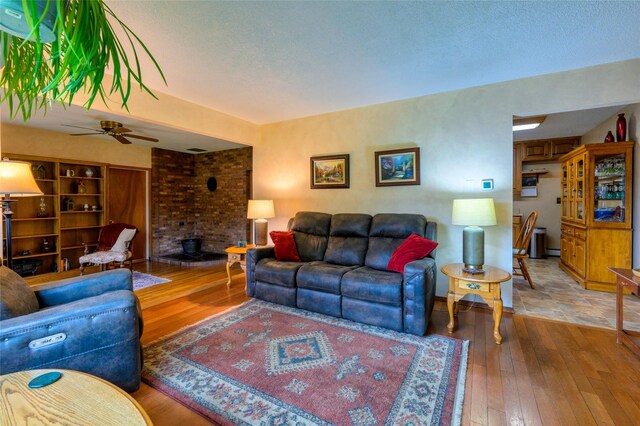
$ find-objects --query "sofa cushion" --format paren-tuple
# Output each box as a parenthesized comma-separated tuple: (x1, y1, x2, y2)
(341, 266, 403, 306)
(270, 230, 301, 262)
(365, 213, 427, 270)
(0, 266, 39, 320)
(297, 262, 357, 294)
(255, 259, 303, 288)
(323, 214, 371, 266)
(387, 233, 438, 273)
(291, 212, 332, 262)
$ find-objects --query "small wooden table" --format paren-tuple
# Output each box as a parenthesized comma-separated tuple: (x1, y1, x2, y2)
(225, 245, 255, 287)
(0, 369, 152, 425)
(442, 263, 511, 344)
(608, 268, 640, 357)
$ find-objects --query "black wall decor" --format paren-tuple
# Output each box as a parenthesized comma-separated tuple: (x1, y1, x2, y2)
(207, 177, 218, 192)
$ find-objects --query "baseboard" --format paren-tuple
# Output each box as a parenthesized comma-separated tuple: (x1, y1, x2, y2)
(546, 249, 560, 257)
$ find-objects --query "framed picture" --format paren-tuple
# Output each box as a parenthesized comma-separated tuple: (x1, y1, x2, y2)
(375, 147, 420, 187)
(310, 154, 350, 189)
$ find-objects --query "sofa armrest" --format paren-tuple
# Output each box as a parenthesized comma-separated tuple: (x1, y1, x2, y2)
(403, 257, 437, 335)
(246, 247, 275, 297)
(0, 290, 142, 391)
(34, 269, 132, 308)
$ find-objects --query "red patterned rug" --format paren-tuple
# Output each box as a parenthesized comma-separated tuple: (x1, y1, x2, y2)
(142, 300, 468, 425)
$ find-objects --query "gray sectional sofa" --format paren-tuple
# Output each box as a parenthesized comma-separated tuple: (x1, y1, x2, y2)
(246, 211, 437, 335)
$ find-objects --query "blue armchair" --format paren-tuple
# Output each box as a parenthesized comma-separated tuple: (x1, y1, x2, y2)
(0, 266, 143, 392)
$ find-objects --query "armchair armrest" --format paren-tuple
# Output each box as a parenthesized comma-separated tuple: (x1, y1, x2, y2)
(34, 269, 132, 308)
(0, 290, 142, 391)
(403, 257, 437, 335)
(246, 246, 275, 297)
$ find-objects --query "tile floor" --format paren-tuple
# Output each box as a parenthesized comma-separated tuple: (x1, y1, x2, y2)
(512, 257, 640, 331)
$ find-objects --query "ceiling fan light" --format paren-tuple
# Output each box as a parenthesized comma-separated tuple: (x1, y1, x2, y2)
(0, 0, 58, 43)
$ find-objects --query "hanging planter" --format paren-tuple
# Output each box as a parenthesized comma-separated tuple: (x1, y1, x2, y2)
(0, 0, 166, 121)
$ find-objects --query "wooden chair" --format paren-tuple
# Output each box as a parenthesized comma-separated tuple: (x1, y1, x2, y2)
(513, 211, 538, 288)
(79, 222, 138, 275)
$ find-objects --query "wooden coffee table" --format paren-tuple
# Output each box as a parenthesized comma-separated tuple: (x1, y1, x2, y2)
(225, 245, 255, 287)
(608, 268, 640, 357)
(0, 369, 152, 425)
(441, 263, 511, 344)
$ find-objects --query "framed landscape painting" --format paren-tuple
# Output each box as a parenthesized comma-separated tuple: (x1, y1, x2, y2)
(375, 147, 420, 187)
(310, 154, 350, 189)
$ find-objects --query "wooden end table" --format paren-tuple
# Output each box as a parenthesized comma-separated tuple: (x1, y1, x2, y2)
(441, 263, 511, 344)
(225, 245, 255, 287)
(608, 268, 640, 357)
(0, 369, 151, 425)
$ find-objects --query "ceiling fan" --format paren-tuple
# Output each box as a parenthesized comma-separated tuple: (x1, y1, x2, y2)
(64, 121, 159, 144)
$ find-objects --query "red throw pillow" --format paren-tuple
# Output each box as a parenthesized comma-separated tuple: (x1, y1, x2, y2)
(270, 230, 301, 262)
(387, 233, 438, 273)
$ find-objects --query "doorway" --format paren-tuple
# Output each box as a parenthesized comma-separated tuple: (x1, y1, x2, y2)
(107, 167, 149, 260)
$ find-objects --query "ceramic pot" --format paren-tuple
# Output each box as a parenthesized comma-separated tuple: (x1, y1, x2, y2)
(604, 131, 614, 143)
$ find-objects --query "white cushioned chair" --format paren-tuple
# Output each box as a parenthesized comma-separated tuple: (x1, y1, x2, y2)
(79, 222, 138, 275)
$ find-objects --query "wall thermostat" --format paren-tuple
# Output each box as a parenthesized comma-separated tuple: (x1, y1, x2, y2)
(481, 179, 494, 191)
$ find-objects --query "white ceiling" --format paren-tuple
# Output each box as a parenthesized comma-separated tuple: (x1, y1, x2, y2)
(3, 1, 640, 152)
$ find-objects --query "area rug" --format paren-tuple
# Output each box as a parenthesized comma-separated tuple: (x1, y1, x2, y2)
(132, 271, 171, 291)
(142, 300, 468, 425)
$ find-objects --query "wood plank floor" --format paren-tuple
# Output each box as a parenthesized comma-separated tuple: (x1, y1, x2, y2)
(30, 262, 640, 425)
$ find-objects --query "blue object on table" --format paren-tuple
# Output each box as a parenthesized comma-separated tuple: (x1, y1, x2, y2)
(28, 371, 62, 388)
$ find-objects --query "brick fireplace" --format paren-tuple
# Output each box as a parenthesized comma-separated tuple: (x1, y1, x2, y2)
(151, 147, 252, 257)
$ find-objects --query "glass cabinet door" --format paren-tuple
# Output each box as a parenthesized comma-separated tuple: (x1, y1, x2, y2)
(575, 156, 585, 222)
(593, 153, 626, 223)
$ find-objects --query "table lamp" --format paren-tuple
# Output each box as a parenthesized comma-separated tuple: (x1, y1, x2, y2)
(452, 198, 497, 274)
(0, 158, 43, 269)
(247, 200, 275, 246)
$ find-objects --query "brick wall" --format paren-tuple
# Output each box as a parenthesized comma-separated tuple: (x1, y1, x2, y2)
(152, 147, 252, 256)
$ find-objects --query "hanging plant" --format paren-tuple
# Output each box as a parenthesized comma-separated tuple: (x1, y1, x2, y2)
(0, 0, 166, 121)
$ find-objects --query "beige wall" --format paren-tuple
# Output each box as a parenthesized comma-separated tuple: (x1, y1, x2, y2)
(255, 59, 640, 307)
(514, 162, 562, 253)
(1, 124, 152, 168)
(582, 103, 640, 267)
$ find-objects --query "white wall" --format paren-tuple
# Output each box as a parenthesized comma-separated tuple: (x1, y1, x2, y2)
(254, 59, 640, 308)
(514, 162, 562, 253)
(582, 103, 640, 267)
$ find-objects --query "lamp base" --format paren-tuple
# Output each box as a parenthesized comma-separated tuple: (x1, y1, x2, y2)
(462, 225, 485, 274)
(254, 219, 268, 246)
(462, 265, 486, 274)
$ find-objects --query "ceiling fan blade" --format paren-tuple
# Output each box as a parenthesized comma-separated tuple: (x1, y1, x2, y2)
(70, 133, 104, 136)
(63, 124, 102, 132)
(113, 134, 132, 144)
(121, 134, 159, 142)
(111, 127, 132, 134)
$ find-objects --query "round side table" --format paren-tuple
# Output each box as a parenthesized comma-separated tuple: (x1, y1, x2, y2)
(0, 369, 152, 425)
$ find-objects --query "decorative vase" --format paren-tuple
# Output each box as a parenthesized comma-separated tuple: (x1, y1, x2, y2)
(85, 168, 94, 177)
(604, 131, 615, 143)
(616, 113, 627, 142)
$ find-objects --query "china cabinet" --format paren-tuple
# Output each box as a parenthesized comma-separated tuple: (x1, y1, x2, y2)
(559, 142, 633, 292)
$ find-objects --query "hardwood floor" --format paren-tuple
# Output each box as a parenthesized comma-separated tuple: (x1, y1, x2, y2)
(31, 262, 640, 425)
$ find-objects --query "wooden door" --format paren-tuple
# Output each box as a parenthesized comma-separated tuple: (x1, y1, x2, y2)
(107, 168, 148, 260)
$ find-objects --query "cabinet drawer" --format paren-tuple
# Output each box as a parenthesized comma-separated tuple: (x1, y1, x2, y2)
(455, 279, 490, 293)
(574, 229, 586, 240)
(561, 225, 574, 236)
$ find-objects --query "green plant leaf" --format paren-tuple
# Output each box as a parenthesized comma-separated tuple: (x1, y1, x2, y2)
(1, 0, 166, 121)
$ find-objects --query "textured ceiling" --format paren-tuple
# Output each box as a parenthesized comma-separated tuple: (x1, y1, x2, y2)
(106, 0, 640, 124)
(3, 1, 640, 152)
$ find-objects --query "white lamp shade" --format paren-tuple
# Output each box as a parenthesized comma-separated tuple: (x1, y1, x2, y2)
(247, 200, 275, 219)
(0, 159, 43, 196)
(452, 198, 497, 227)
